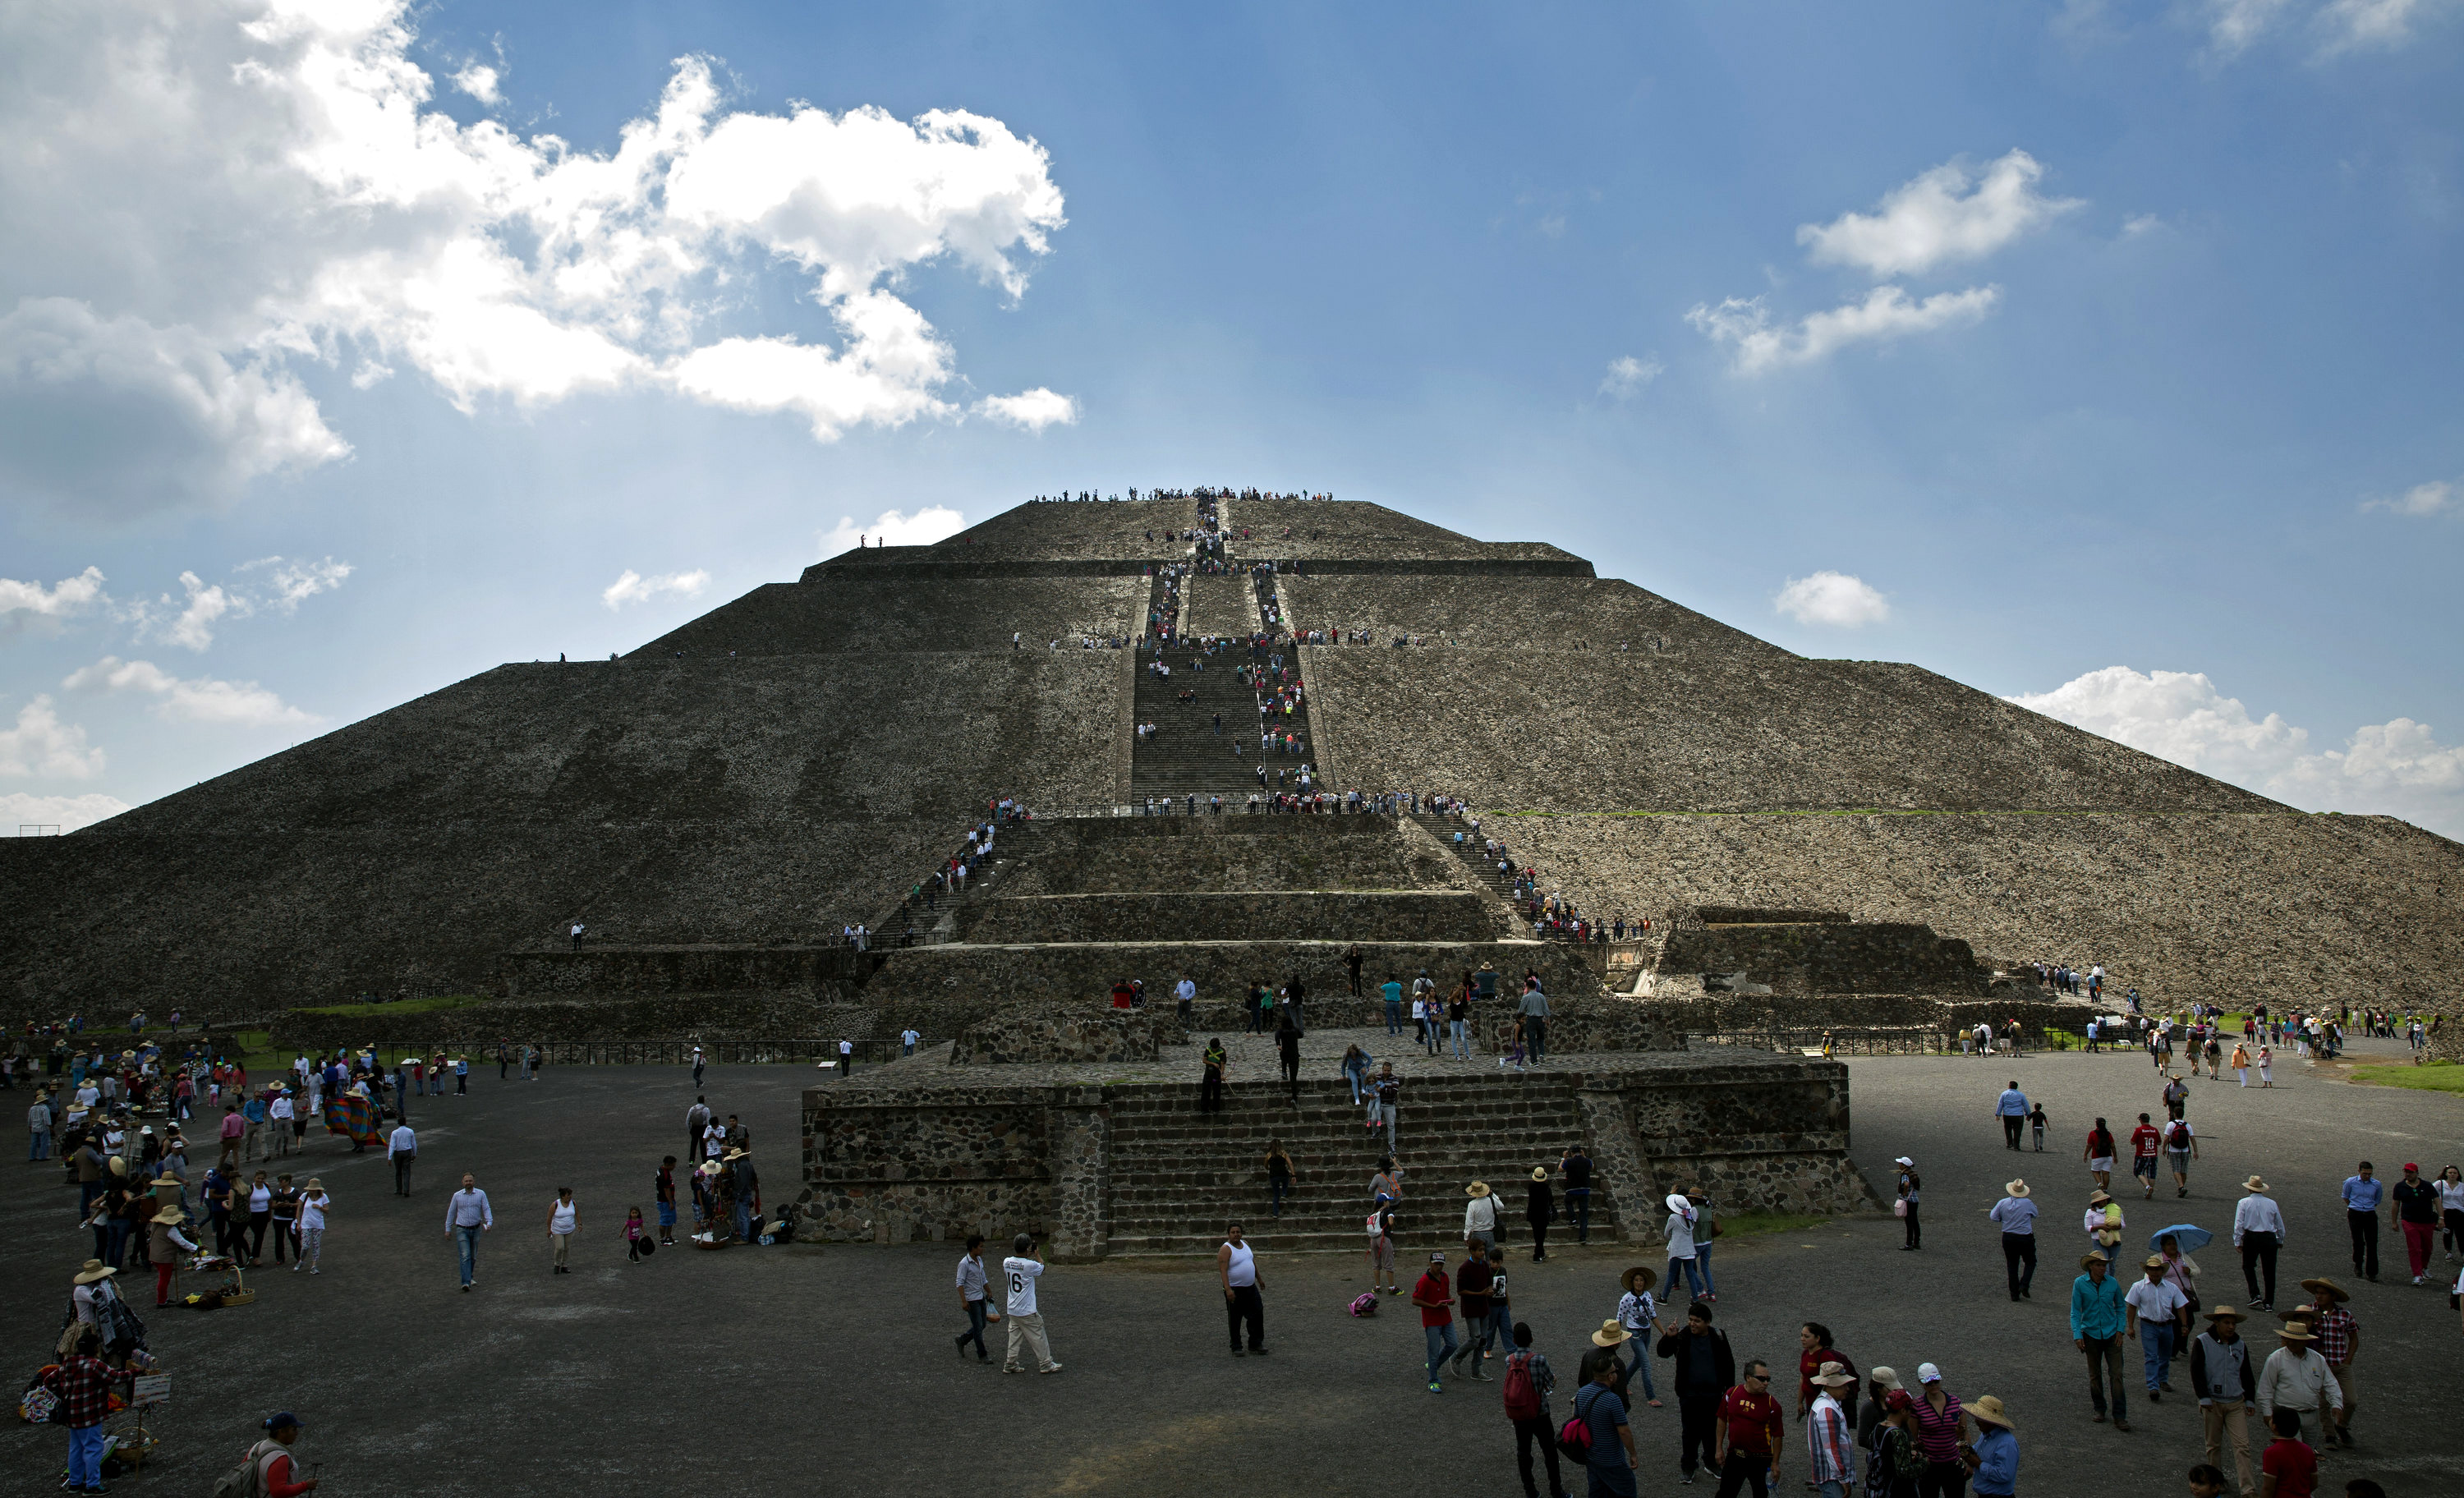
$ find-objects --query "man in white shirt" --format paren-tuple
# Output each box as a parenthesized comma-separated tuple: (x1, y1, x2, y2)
(2232, 1175, 2287, 1310)
(2125, 1254, 2191, 1402)
(2254, 1321, 2341, 1446)
(899, 1028, 920, 1058)
(954, 1234, 995, 1362)
(445, 1174, 493, 1291)
(387, 1120, 417, 1197)
(1174, 977, 1197, 1020)
(1000, 1234, 1060, 1374)
(269, 1091, 295, 1158)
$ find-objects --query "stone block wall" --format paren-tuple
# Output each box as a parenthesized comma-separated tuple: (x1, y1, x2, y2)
(1657, 920, 1989, 997)
(268, 992, 830, 1051)
(963, 891, 1505, 944)
(948, 1006, 1187, 1065)
(996, 814, 1471, 898)
(630, 576, 1149, 658)
(501, 947, 865, 998)
(797, 1083, 1058, 1245)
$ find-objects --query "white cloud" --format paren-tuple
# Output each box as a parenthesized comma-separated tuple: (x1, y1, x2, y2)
(0, 791, 131, 834)
(237, 554, 355, 611)
(449, 62, 501, 105)
(2121, 214, 2163, 237)
(1689, 286, 2000, 375)
(0, 566, 108, 628)
(2011, 665, 2464, 836)
(0, 696, 104, 778)
(2206, 0, 2296, 53)
(818, 506, 967, 558)
(601, 569, 711, 610)
(1798, 151, 2082, 279)
(2203, 0, 2451, 57)
(151, 571, 246, 652)
(1599, 355, 1664, 399)
(0, 2, 1068, 516)
(976, 387, 1078, 430)
(1773, 571, 1892, 627)
(2361, 478, 2457, 517)
(2317, 0, 2445, 51)
(63, 655, 316, 727)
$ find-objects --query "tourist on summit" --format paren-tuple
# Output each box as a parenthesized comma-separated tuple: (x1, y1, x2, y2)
(1450, 986, 1472, 1061)
(1345, 945, 1364, 995)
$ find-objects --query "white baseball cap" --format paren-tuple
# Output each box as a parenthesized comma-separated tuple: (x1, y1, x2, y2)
(1916, 1362, 1942, 1384)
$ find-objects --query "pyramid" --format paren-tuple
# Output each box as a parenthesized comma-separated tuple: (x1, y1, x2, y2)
(3, 493, 2457, 1044)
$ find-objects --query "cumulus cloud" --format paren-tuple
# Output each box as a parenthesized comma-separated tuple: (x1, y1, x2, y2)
(977, 388, 1078, 430)
(1, 567, 108, 634)
(1690, 287, 2001, 375)
(2011, 665, 2464, 836)
(236, 554, 355, 611)
(2207, 0, 2300, 53)
(1773, 571, 1892, 627)
(2361, 478, 2457, 517)
(0, 791, 131, 834)
(601, 569, 711, 610)
(1599, 355, 1664, 399)
(141, 572, 246, 652)
(0, 2, 1067, 516)
(63, 655, 316, 727)
(0, 696, 104, 778)
(818, 506, 967, 558)
(2204, 0, 2452, 56)
(1798, 151, 2082, 279)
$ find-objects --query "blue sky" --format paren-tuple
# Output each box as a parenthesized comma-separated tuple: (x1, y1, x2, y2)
(3, 0, 2460, 832)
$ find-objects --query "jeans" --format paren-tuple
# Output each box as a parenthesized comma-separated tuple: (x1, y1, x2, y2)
(456, 1224, 482, 1285)
(1568, 1189, 1591, 1242)
(2002, 1231, 2038, 1295)
(1666, 1255, 1704, 1301)
(1694, 1240, 1716, 1295)
(2348, 1209, 2379, 1277)
(1345, 1069, 1364, 1105)
(28, 1131, 48, 1160)
(959, 1298, 988, 1357)
(1524, 1016, 1547, 1061)
(1270, 1176, 1289, 1215)
(1620, 1340, 1657, 1400)
(1386, 1001, 1402, 1035)
(1451, 1019, 1469, 1059)
(1424, 1321, 1460, 1384)
(67, 1422, 107, 1488)
(2141, 1321, 2175, 1390)
(394, 1155, 414, 1195)
(1226, 1284, 1265, 1349)
(2081, 1332, 2127, 1420)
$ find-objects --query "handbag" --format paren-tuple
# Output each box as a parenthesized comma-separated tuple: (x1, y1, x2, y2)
(1892, 1198, 1907, 1219)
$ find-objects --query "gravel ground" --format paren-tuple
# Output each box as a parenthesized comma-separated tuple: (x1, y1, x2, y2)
(2, 1038, 2456, 1497)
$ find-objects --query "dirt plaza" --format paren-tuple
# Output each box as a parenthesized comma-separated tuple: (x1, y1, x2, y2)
(6, 1039, 2460, 1498)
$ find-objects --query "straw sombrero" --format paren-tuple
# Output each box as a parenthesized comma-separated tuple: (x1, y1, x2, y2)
(1466, 1181, 1491, 1197)
(1621, 1266, 1657, 1294)
(1970, 1395, 2014, 1430)
(1531, 1167, 1550, 1182)
(2005, 1179, 2030, 1197)
(2299, 1277, 2347, 1303)
(2079, 1250, 2109, 1269)
(74, 1259, 117, 1285)
(1589, 1318, 1630, 1348)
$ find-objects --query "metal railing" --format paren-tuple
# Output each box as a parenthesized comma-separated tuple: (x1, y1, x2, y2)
(516, 1037, 928, 1067)
(1688, 1025, 2079, 1056)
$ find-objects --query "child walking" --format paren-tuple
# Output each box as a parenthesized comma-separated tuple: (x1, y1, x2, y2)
(624, 1206, 649, 1262)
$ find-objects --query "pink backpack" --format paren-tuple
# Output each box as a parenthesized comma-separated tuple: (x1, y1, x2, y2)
(1346, 1291, 1379, 1316)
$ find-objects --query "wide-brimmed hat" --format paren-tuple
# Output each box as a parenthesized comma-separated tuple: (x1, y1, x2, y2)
(74, 1259, 117, 1284)
(2142, 1255, 2169, 1271)
(2005, 1179, 2030, 1197)
(1531, 1167, 1550, 1182)
(2299, 1277, 2347, 1303)
(1868, 1366, 1903, 1392)
(696, 1161, 719, 1176)
(1810, 1361, 1856, 1389)
(107, 1156, 126, 1177)
(2203, 1305, 2245, 1323)
(1466, 1181, 1491, 1197)
(2275, 1322, 2315, 1341)
(2243, 1175, 2269, 1192)
(2079, 1250, 2110, 1269)
(1590, 1319, 1630, 1348)
(723, 1148, 748, 1162)
(2088, 1190, 2112, 1206)
(1969, 1395, 2014, 1431)
(1621, 1266, 1657, 1294)
(1664, 1192, 1692, 1213)
(154, 1206, 187, 1225)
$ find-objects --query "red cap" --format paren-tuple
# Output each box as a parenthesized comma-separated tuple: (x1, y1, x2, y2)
(2403, 1162, 2420, 1173)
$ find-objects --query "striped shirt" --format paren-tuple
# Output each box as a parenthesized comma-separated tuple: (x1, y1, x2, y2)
(1805, 1394, 1855, 1485)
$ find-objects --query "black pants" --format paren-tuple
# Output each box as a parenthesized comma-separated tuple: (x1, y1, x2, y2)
(2349, 1210, 2379, 1278)
(1677, 1391, 1720, 1475)
(1713, 1450, 1771, 1498)
(394, 1156, 413, 1195)
(1569, 1190, 1591, 1243)
(1280, 1051, 1299, 1097)
(2002, 1231, 2037, 1295)
(1903, 1202, 1921, 1248)
(1918, 1459, 1968, 1497)
(270, 1219, 293, 1262)
(2445, 1208, 2464, 1254)
(2242, 1230, 2279, 1304)
(1530, 1220, 1548, 1259)
(246, 1211, 269, 1261)
(2002, 1116, 2025, 1149)
(1200, 1069, 1223, 1113)
(1226, 1284, 1264, 1350)
(1511, 1413, 1565, 1498)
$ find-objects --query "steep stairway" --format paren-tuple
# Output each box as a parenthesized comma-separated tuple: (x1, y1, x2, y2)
(1103, 1073, 1618, 1255)
(1410, 812, 1523, 905)
(1129, 644, 1289, 800)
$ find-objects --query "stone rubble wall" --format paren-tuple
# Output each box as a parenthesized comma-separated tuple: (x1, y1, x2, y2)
(499, 947, 867, 998)
(995, 815, 1472, 898)
(1226, 498, 1584, 567)
(1657, 920, 1990, 996)
(946, 1006, 1188, 1066)
(1303, 647, 2274, 814)
(631, 576, 1149, 657)
(932, 497, 1201, 560)
(963, 891, 1507, 944)
(267, 992, 831, 1051)
(1510, 812, 2464, 1010)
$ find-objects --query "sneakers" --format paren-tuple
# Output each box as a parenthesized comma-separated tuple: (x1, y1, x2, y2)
(2413, 1275, 2425, 1285)
(2249, 1297, 2264, 1308)
(1039, 1364, 1063, 1375)
(1232, 1348, 1247, 1357)
(1427, 1381, 1442, 1394)
(2113, 1418, 2132, 1431)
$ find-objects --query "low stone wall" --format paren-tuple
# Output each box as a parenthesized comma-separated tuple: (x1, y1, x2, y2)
(1627, 992, 2096, 1034)
(1000, 814, 1468, 899)
(1657, 919, 1988, 997)
(948, 1006, 1187, 1065)
(269, 992, 830, 1050)
(1475, 999, 1689, 1054)
(500, 946, 867, 998)
(963, 891, 1502, 944)
(857, 940, 1604, 1039)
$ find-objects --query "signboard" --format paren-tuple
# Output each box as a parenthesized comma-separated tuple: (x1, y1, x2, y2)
(129, 1375, 170, 1408)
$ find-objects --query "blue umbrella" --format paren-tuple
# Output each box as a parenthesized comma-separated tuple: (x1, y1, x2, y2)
(2150, 1223, 2213, 1255)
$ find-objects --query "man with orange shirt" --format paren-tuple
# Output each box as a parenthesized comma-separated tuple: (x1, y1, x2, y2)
(1712, 1358, 1786, 1497)
(2130, 1113, 2164, 1200)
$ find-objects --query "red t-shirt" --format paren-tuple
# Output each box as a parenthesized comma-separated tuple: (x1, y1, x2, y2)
(1414, 1271, 1452, 1327)
(1718, 1387, 1783, 1458)
(2261, 1438, 2316, 1498)
(2130, 1124, 2163, 1160)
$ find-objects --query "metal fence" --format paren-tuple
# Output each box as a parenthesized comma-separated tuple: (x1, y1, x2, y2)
(1689, 1024, 2080, 1057)
(518, 1037, 926, 1068)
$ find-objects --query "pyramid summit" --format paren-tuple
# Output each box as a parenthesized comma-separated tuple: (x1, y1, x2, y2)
(3, 491, 2458, 1045)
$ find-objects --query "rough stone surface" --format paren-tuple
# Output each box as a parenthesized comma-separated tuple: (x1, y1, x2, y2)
(1655, 908, 1990, 996)
(965, 891, 1505, 944)
(948, 1005, 1187, 1065)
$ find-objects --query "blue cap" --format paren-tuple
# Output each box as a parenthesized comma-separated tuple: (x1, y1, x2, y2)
(264, 1411, 302, 1431)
